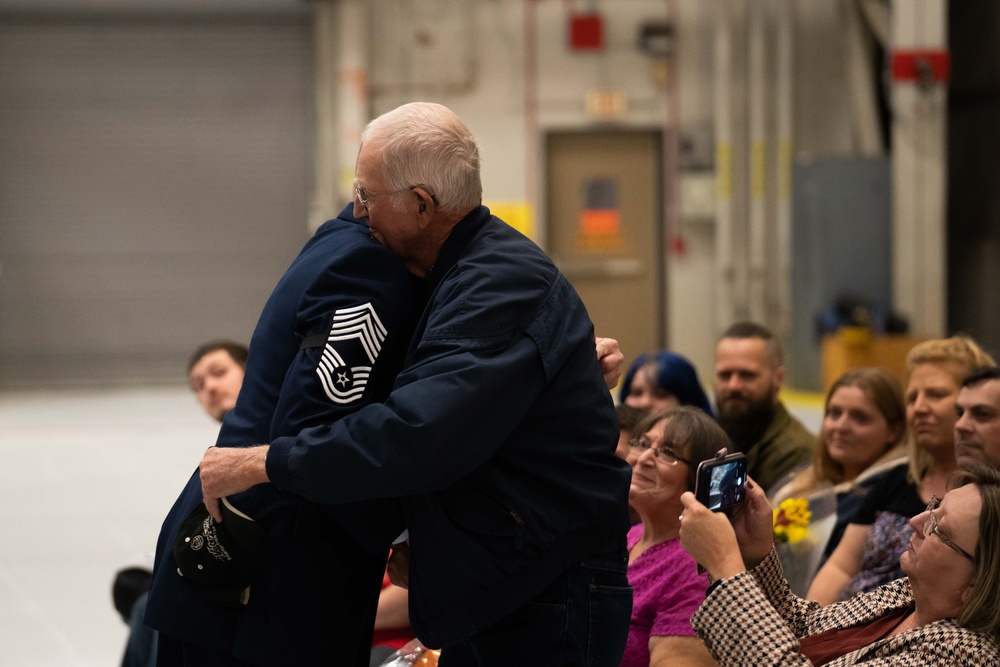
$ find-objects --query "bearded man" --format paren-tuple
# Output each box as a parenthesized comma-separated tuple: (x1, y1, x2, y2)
(713, 321, 813, 492)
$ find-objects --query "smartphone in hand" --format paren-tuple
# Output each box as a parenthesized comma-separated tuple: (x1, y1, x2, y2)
(694, 452, 748, 511)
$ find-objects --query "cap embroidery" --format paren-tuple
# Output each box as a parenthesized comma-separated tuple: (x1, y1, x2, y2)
(201, 516, 233, 562)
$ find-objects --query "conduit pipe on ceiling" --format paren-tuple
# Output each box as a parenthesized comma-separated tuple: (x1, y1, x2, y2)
(842, 0, 884, 154)
(747, 0, 768, 323)
(312, 0, 340, 232)
(524, 0, 540, 233)
(774, 0, 795, 347)
(312, 0, 368, 232)
(337, 0, 367, 204)
(664, 0, 683, 257)
(713, 0, 736, 331)
(890, 0, 947, 336)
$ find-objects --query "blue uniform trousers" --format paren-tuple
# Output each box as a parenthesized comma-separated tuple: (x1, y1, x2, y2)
(437, 548, 632, 667)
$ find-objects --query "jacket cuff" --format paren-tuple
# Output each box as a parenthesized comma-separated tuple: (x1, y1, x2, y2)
(264, 436, 296, 491)
(749, 547, 784, 587)
(691, 550, 796, 665)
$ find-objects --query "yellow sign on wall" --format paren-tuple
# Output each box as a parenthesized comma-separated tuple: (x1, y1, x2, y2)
(484, 200, 535, 240)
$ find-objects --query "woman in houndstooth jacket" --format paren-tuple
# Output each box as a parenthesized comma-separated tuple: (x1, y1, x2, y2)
(677, 465, 1000, 666)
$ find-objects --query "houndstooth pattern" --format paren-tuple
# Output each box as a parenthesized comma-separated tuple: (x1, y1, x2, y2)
(691, 549, 999, 666)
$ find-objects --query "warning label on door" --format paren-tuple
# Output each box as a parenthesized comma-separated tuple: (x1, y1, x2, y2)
(577, 178, 625, 251)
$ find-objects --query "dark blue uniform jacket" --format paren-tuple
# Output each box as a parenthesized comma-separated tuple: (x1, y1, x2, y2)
(145, 207, 416, 666)
(267, 205, 633, 648)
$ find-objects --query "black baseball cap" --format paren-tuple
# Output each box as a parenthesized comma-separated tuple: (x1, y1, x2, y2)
(173, 497, 268, 608)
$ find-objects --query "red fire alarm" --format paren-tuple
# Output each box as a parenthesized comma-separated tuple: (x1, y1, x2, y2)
(891, 50, 950, 84)
(570, 13, 604, 51)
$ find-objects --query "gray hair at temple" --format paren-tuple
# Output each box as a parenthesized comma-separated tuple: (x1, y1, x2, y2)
(950, 463, 1000, 643)
(360, 102, 482, 215)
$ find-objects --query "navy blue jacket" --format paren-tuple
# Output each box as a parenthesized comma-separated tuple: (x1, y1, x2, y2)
(268, 206, 633, 648)
(145, 207, 417, 666)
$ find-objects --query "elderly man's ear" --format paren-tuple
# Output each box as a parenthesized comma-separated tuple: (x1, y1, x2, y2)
(412, 187, 430, 213)
(414, 187, 437, 227)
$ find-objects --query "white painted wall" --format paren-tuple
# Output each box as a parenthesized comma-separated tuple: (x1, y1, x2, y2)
(361, 0, 856, 389)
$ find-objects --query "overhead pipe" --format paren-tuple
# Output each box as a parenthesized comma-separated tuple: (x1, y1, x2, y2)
(773, 0, 794, 346)
(713, 0, 736, 332)
(524, 0, 540, 237)
(311, 0, 359, 231)
(842, 0, 884, 154)
(664, 0, 683, 258)
(747, 0, 768, 322)
(890, 0, 948, 336)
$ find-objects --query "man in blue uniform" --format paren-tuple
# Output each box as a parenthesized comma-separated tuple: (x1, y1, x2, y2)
(115, 340, 249, 667)
(200, 102, 634, 666)
(145, 207, 419, 666)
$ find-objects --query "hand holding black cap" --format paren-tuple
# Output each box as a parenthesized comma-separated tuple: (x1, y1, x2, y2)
(172, 497, 268, 608)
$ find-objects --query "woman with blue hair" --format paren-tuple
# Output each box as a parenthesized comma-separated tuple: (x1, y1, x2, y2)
(619, 351, 714, 417)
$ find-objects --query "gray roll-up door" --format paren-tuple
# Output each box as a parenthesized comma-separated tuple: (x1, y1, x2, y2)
(0, 15, 315, 388)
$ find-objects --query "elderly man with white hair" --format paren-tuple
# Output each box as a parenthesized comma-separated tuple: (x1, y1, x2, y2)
(196, 102, 633, 666)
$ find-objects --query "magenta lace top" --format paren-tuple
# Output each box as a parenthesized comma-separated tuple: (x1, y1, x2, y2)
(619, 524, 709, 667)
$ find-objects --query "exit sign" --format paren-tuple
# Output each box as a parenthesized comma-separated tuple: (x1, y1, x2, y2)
(586, 90, 626, 119)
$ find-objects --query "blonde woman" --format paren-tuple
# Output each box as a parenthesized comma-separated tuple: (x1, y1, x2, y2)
(807, 336, 994, 604)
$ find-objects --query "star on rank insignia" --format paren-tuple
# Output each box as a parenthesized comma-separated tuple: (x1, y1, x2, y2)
(314, 302, 386, 404)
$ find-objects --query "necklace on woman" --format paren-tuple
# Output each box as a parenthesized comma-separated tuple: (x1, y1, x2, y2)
(892, 611, 918, 636)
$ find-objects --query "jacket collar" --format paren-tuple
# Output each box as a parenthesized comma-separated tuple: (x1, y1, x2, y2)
(421, 205, 491, 290)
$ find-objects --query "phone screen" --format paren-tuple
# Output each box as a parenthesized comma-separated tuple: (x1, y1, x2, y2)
(695, 455, 748, 511)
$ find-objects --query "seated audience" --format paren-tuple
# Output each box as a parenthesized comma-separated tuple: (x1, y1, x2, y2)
(618, 403, 651, 524)
(713, 322, 813, 493)
(770, 367, 907, 563)
(369, 556, 414, 667)
(620, 350, 714, 416)
(620, 406, 724, 667)
(616, 403, 650, 460)
(679, 464, 1000, 666)
(955, 365, 1000, 469)
(187, 339, 249, 423)
(807, 336, 994, 604)
(115, 339, 248, 667)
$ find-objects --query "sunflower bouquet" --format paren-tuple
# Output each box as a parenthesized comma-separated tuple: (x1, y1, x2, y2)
(773, 497, 812, 544)
(772, 491, 839, 596)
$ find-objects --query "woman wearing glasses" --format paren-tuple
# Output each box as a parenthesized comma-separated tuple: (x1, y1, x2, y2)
(808, 336, 994, 604)
(678, 463, 1000, 666)
(620, 406, 729, 667)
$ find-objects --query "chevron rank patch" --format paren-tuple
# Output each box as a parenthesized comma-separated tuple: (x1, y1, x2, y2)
(315, 302, 387, 405)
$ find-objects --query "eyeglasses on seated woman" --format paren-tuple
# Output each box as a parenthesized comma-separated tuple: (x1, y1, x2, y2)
(620, 406, 730, 667)
(677, 463, 1000, 666)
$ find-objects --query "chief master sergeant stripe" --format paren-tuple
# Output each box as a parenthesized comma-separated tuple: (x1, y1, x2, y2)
(315, 302, 387, 405)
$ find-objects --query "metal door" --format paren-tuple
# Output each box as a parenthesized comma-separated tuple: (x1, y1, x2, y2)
(545, 130, 663, 373)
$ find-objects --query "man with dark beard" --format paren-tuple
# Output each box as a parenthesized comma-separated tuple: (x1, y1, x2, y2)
(713, 321, 813, 493)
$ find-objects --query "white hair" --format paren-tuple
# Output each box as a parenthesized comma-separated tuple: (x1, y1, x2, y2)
(360, 102, 482, 215)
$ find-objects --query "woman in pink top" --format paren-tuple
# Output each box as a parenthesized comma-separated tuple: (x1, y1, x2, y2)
(621, 406, 727, 667)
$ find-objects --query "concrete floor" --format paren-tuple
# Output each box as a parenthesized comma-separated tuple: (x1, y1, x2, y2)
(0, 387, 220, 667)
(0, 386, 823, 666)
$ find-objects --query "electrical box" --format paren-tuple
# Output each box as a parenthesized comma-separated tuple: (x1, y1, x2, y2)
(569, 14, 603, 51)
